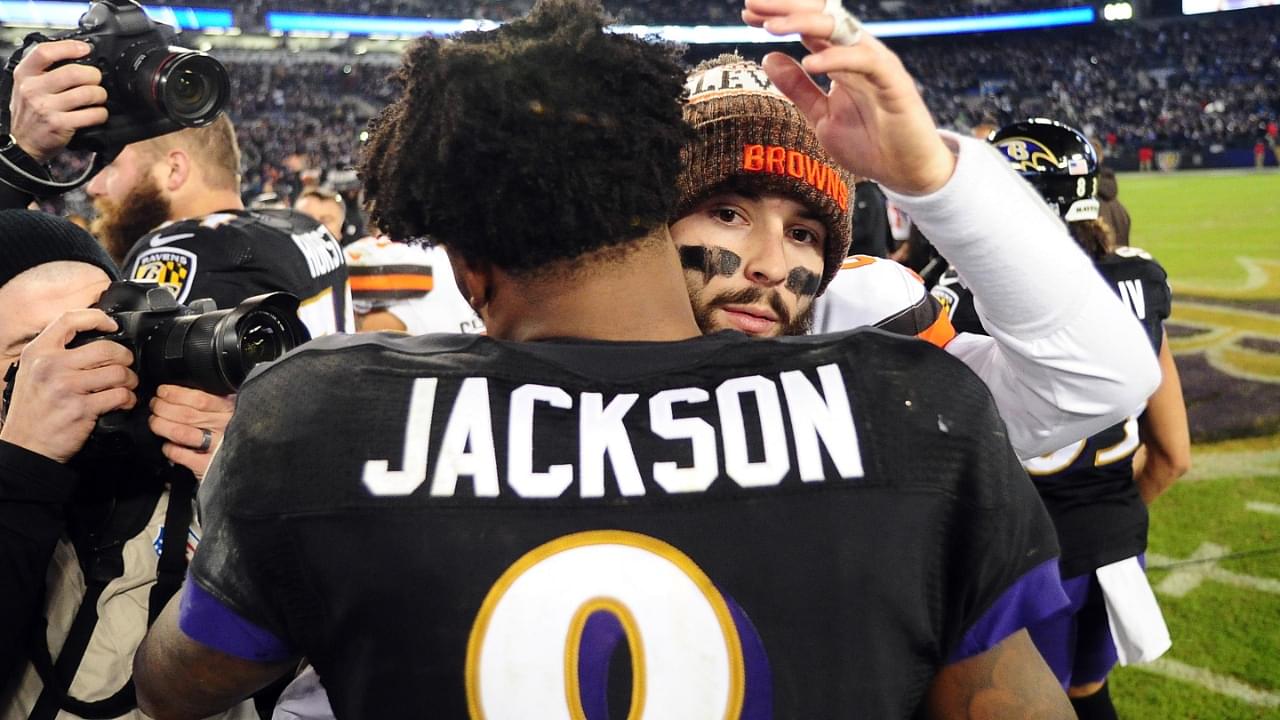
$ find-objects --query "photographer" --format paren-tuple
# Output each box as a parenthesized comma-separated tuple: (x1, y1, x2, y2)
(0, 211, 244, 718)
(0, 1, 353, 340)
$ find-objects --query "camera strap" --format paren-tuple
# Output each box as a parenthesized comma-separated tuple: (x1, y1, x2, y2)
(26, 466, 197, 720)
(0, 34, 117, 198)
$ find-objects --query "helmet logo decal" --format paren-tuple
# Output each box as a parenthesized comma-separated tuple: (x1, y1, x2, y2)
(996, 136, 1061, 173)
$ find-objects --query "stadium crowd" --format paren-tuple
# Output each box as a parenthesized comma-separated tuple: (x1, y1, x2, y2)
(192, 8, 1279, 206)
(899, 11, 1280, 154)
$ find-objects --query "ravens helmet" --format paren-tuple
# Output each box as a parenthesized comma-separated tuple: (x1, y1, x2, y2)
(988, 119, 1100, 222)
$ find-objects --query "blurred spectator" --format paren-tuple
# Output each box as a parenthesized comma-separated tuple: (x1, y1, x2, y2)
(294, 187, 347, 243)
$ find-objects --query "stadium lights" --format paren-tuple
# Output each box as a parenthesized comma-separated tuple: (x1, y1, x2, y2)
(1103, 2, 1135, 20)
(0, 1, 234, 30)
(266, 6, 1096, 41)
(0, 1, 1097, 41)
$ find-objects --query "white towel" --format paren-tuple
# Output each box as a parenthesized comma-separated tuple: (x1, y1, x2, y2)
(1096, 556, 1172, 665)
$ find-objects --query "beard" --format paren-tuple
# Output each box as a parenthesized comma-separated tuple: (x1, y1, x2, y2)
(688, 282, 815, 338)
(91, 176, 172, 266)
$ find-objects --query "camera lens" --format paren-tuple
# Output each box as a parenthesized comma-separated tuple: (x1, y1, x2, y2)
(236, 312, 290, 369)
(152, 51, 230, 126)
(171, 69, 207, 110)
(141, 293, 309, 395)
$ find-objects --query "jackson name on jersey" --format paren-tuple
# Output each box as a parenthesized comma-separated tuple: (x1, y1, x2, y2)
(362, 363, 864, 499)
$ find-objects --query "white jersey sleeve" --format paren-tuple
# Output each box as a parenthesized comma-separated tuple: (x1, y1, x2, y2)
(875, 132, 1160, 459)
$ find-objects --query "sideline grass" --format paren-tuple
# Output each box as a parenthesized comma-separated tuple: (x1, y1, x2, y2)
(1119, 170, 1280, 290)
(1111, 435, 1280, 718)
(1094, 171, 1279, 716)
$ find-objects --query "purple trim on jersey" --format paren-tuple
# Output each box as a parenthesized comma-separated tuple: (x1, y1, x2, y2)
(1029, 553, 1146, 688)
(948, 558, 1069, 664)
(724, 592, 774, 720)
(575, 591, 774, 720)
(577, 611, 621, 720)
(1027, 572, 1118, 688)
(178, 577, 293, 662)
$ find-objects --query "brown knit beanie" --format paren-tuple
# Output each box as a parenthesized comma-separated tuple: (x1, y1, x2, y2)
(676, 55, 854, 296)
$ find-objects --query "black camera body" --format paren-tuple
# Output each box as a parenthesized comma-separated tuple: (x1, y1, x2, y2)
(51, 0, 231, 153)
(64, 281, 309, 461)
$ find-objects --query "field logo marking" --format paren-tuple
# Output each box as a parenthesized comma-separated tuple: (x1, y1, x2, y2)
(1170, 300, 1280, 385)
(1133, 658, 1280, 708)
(1171, 257, 1280, 300)
(1149, 542, 1280, 598)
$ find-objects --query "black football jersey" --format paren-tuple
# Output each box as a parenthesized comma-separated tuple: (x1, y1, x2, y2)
(187, 330, 1062, 718)
(931, 248, 1170, 578)
(121, 209, 354, 337)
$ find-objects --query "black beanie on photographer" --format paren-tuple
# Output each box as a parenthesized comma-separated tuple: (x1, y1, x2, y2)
(0, 210, 119, 290)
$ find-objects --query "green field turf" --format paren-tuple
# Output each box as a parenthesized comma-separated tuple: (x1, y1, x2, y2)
(1118, 170, 1280, 293)
(1103, 171, 1280, 718)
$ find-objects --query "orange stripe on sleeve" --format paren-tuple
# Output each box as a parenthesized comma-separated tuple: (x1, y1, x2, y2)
(350, 274, 435, 293)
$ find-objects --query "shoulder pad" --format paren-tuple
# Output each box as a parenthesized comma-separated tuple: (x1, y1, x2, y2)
(814, 256, 927, 333)
(345, 236, 434, 268)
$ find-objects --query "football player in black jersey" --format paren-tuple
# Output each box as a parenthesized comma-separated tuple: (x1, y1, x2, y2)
(133, 1, 1074, 717)
(933, 118, 1191, 720)
(85, 116, 354, 337)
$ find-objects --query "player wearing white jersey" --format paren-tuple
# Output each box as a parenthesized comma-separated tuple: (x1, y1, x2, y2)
(671, 56, 1160, 460)
(343, 236, 483, 335)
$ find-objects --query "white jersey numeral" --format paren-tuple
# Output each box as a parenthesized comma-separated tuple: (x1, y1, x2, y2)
(466, 531, 746, 720)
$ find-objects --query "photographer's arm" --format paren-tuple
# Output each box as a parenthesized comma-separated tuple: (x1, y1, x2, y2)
(9, 40, 107, 164)
(0, 308, 134, 684)
(0, 40, 108, 207)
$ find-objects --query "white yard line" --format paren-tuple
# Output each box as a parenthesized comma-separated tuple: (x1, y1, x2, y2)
(1131, 659, 1280, 708)
(1246, 501, 1280, 516)
(1149, 543, 1280, 598)
(1180, 448, 1280, 483)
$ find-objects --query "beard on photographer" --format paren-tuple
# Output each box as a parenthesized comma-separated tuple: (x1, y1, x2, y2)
(0, 211, 246, 718)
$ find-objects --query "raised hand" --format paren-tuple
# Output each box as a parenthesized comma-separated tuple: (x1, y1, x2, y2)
(743, 0, 957, 195)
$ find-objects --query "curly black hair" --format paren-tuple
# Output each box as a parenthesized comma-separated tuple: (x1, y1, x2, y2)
(360, 0, 692, 275)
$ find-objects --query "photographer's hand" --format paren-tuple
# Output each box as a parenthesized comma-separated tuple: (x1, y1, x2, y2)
(742, 0, 957, 196)
(0, 309, 137, 463)
(9, 40, 108, 164)
(149, 385, 235, 481)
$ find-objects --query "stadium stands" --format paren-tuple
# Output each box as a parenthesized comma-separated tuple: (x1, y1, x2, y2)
(44, 3, 1268, 213)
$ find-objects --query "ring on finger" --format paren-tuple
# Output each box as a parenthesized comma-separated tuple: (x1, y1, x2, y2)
(196, 428, 213, 453)
(823, 0, 863, 46)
